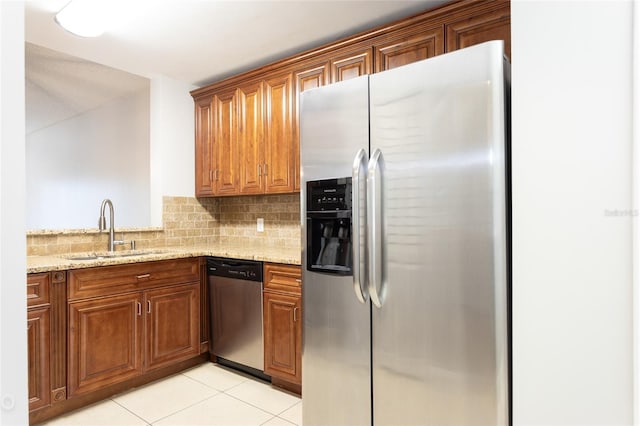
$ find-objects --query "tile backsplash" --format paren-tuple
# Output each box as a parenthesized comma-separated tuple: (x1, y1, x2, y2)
(218, 194, 300, 249)
(27, 194, 301, 256)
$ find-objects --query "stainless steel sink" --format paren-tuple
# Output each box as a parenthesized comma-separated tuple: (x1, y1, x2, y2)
(63, 250, 164, 261)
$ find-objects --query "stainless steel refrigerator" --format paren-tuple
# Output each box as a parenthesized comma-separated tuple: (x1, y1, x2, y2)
(300, 41, 511, 426)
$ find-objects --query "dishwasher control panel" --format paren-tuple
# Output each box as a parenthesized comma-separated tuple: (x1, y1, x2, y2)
(207, 257, 263, 282)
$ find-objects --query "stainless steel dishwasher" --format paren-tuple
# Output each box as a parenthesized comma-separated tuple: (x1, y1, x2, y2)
(208, 257, 266, 376)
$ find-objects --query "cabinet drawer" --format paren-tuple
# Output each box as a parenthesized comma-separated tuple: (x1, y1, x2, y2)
(27, 273, 50, 306)
(68, 258, 200, 300)
(263, 264, 301, 295)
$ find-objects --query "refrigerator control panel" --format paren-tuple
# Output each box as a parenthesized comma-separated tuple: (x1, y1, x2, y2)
(306, 178, 352, 275)
(307, 178, 351, 212)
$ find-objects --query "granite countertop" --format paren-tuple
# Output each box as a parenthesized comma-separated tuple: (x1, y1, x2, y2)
(27, 244, 301, 274)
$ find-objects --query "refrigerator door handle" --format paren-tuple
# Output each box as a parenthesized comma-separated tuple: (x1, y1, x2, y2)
(352, 148, 368, 304)
(367, 148, 386, 308)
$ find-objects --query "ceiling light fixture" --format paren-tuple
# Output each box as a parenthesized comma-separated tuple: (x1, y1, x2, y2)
(55, 0, 107, 38)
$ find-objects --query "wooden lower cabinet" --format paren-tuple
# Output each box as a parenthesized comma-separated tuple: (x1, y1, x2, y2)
(29, 259, 204, 424)
(145, 283, 200, 370)
(68, 293, 142, 397)
(68, 282, 200, 398)
(27, 306, 51, 411)
(28, 271, 66, 419)
(263, 263, 302, 391)
(263, 292, 301, 384)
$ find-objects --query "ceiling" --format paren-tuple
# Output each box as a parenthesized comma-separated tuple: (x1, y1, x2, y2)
(25, 0, 446, 88)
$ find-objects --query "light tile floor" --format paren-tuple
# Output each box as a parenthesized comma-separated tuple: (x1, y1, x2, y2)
(42, 363, 302, 426)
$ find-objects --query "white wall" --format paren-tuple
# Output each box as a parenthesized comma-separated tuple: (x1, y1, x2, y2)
(149, 75, 196, 226)
(0, 1, 28, 424)
(26, 89, 150, 229)
(512, 1, 634, 424)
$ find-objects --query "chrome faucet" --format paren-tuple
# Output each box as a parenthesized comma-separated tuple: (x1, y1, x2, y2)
(99, 198, 136, 252)
(98, 199, 118, 252)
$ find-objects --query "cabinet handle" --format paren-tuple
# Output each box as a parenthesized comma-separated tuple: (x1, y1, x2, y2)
(136, 274, 151, 280)
(147, 300, 151, 314)
(258, 164, 261, 177)
(295, 279, 302, 283)
(263, 163, 268, 176)
(215, 169, 219, 181)
(293, 306, 299, 322)
(209, 170, 213, 181)
(136, 302, 141, 316)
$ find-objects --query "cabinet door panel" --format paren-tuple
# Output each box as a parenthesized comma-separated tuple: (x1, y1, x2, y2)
(374, 26, 444, 72)
(264, 73, 294, 193)
(294, 62, 330, 192)
(28, 306, 51, 411)
(445, 3, 511, 59)
(27, 273, 50, 307)
(331, 48, 372, 83)
(195, 97, 215, 196)
(238, 81, 264, 194)
(263, 292, 301, 384)
(214, 89, 239, 195)
(145, 283, 200, 371)
(68, 293, 142, 397)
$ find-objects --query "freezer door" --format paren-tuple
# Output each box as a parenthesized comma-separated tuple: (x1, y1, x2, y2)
(369, 41, 509, 425)
(300, 76, 372, 426)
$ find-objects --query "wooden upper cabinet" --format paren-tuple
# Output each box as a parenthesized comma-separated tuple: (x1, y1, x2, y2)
(330, 48, 373, 83)
(295, 63, 330, 94)
(445, 1, 511, 59)
(264, 72, 295, 194)
(195, 98, 215, 197)
(214, 89, 239, 195)
(191, 0, 511, 198)
(238, 81, 265, 194)
(374, 25, 445, 72)
(293, 61, 330, 191)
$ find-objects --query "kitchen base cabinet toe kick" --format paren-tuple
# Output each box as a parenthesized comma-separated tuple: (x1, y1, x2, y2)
(28, 258, 207, 425)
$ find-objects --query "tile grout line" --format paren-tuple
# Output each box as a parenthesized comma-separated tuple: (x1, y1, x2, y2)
(109, 397, 155, 425)
(143, 392, 225, 425)
(105, 366, 300, 425)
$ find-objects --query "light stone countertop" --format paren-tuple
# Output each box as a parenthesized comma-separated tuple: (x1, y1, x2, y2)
(27, 244, 301, 274)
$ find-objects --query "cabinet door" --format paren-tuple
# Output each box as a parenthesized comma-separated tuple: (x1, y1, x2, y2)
(144, 282, 200, 371)
(445, 2, 511, 59)
(214, 89, 239, 195)
(68, 293, 142, 397)
(264, 72, 295, 194)
(294, 62, 330, 191)
(330, 48, 373, 83)
(238, 81, 265, 194)
(263, 292, 301, 385)
(374, 26, 444, 72)
(194, 97, 215, 197)
(27, 306, 51, 412)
